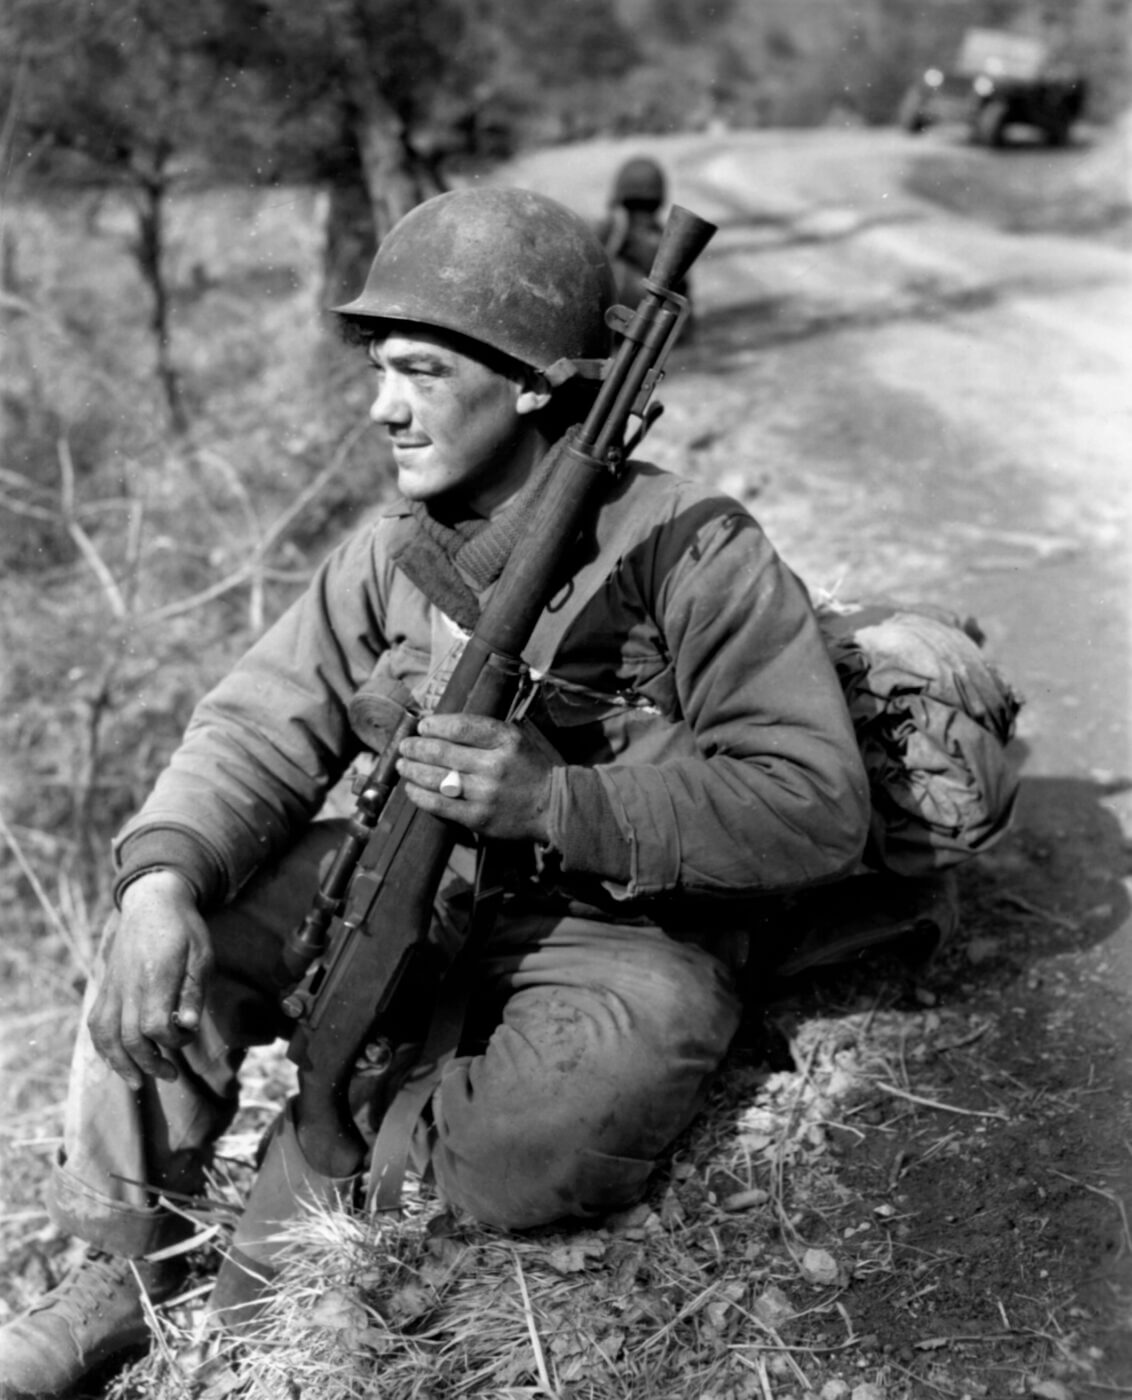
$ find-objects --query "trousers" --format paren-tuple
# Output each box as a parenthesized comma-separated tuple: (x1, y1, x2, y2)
(48, 822, 743, 1252)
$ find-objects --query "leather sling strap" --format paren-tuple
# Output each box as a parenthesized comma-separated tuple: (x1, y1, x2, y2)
(365, 847, 506, 1213)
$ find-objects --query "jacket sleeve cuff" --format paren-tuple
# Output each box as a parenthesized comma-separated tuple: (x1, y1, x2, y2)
(112, 827, 226, 911)
(545, 765, 678, 899)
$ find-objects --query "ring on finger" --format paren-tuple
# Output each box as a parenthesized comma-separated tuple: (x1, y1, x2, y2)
(439, 769, 463, 799)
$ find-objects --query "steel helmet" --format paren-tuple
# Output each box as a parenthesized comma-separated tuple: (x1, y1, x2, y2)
(333, 187, 614, 377)
(611, 156, 666, 210)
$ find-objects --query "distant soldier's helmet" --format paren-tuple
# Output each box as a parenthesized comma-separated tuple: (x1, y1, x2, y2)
(611, 155, 666, 210)
(333, 187, 614, 379)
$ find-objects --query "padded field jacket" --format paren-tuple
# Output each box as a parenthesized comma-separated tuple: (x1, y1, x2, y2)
(115, 461, 869, 918)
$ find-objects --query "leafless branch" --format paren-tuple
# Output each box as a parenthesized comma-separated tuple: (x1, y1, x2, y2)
(0, 806, 94, 979)
(139, 421, 370, 626)
(876, 1081, 1009, 1121)
(0, 52, 27, 193)
(0, 489, 57, 522)
(57, 438, 128, 619)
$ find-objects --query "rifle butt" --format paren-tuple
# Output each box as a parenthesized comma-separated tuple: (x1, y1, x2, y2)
(207, 1096, 360, 1335)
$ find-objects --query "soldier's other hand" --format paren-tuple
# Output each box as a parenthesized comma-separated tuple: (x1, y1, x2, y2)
(397, 714, 555, 842)
(88, 870, 215, 1090)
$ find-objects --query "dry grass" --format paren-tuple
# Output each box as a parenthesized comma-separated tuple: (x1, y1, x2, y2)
(4, 865, 1115, 1400)
(86, 994, 1075, 1400)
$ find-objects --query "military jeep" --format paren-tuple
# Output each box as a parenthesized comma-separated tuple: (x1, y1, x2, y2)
(899, 27, 1087, 148)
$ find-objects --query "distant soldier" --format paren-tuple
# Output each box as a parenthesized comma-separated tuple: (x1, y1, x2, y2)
(597, 155, 694, 337)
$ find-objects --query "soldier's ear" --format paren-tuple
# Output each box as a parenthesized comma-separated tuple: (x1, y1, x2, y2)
(515, 373, 553, 416)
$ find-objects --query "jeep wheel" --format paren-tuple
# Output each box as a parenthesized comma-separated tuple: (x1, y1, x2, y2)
(972, 99, 1009, 148)
(898, 86, 929, 134)
(1044, 118, 1071, 147)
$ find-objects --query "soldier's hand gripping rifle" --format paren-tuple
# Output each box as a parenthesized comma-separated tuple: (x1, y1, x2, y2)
(208, 205, 717, 1328)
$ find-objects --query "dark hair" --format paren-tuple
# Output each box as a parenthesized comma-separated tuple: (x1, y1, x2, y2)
(338, 315, 523, 375)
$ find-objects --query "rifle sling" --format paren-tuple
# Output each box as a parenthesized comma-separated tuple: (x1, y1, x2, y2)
(365, 849, 507, 1213)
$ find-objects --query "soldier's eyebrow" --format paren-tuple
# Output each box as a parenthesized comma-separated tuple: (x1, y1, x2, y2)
(370, 343, 455, 376)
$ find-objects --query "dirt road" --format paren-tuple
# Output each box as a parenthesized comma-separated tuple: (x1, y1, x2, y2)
(509, 129, 1130, 769)
(503, 126, 1132, 1388)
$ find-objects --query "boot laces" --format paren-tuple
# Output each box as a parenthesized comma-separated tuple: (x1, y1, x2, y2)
(29, 1249, 138, 1327)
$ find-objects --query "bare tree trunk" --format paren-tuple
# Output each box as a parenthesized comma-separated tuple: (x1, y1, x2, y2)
(132, 171, 188, 436)
(319, 0, 451, 321)
(341, 0, 448, 227)
(320, 103, 446, 312)
(352, 91, 427, 241)
(322, 173, 378, 309)
(335, 0, 424, 239)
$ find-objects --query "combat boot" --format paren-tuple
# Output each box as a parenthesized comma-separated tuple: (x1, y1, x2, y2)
(0, 1247, 184, 1398)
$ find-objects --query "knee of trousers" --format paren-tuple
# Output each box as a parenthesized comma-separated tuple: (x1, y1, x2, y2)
(424, 1107, 656, 1231)
(422, 1058, 691, 1230)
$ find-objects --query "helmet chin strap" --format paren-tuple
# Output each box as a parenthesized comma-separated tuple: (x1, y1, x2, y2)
(541, 356, 610, 387)
(542, 274, 689, 455)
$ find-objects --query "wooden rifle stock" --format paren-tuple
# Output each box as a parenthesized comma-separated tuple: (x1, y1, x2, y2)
(208, 205, 717, 1326)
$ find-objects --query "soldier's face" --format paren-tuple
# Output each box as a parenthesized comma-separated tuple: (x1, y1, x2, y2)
(368, 328, 546, 517)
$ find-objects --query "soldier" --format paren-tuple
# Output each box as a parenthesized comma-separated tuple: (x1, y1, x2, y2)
(597, 154, 693, 335)
(0, 187, 868, 1397)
